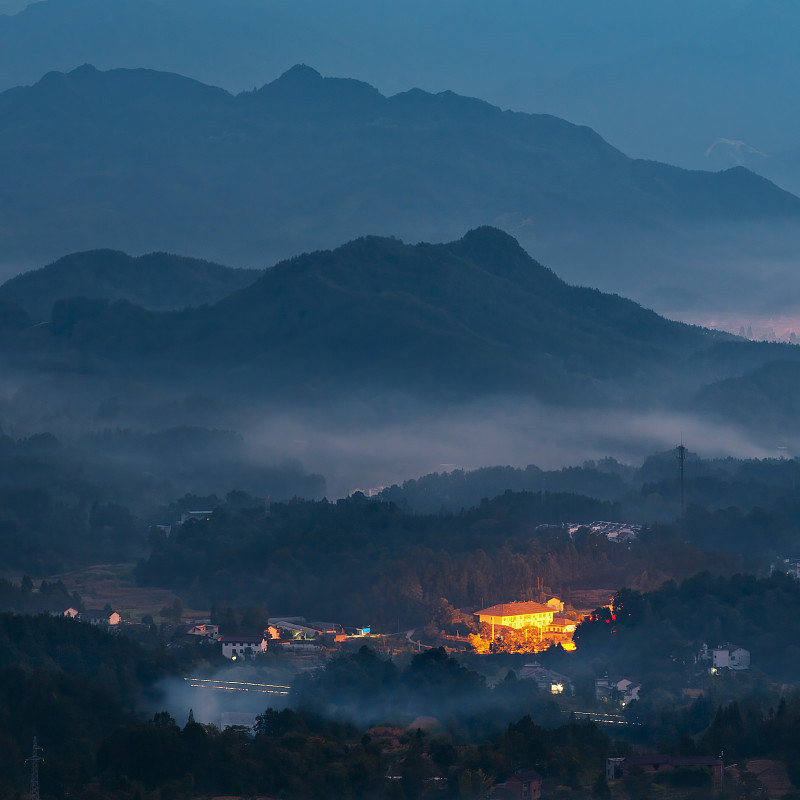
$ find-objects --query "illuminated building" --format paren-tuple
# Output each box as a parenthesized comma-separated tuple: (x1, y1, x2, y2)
(475, 601, 555, 634)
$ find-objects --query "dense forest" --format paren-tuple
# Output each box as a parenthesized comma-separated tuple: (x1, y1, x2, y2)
(136, 489, 741, 628)
(5, 614, 800, 799)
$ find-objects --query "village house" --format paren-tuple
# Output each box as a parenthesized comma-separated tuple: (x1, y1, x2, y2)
(219, 635, 267, 659)
(606, 755, 723, 789)
(520, 661, 573, 694)
(698, 642, 750, 671)
(712, 643, 750, 670)
(549, 616, 576, 633)
(491, 768, 543, 800)
(83, 608, 121, 626)
(595, 675, 641, 706)
(185, 623, 218, 638)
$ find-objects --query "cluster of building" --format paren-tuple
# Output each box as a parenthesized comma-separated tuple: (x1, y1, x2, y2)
(566, 521, 641, 542)
(201, 617, 372, 660)
(595, 675, 641, 706)
(63, 607, 121, 626)
(771, 557, 800, 580)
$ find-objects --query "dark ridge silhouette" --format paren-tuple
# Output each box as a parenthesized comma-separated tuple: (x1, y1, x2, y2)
(0, 63, 797, 311)
(0, 249, 261, 320)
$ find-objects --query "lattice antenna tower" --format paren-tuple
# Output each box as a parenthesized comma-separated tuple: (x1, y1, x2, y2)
(677, 438, 687, 524)
(26, 737, 43, 800)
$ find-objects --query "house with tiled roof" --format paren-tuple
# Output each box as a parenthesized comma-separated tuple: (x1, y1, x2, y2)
(491, 768, 543, 800)
(607, 755, 723, 788)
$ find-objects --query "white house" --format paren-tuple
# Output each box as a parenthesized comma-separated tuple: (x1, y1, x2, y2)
(595, 675, 641, 705)
(711, 643, 750, 670)
(219, 635, 267, 659)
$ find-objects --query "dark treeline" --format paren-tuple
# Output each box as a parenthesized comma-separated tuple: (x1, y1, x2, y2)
(0, 612, 179, 798)
(0, 575, 82, 615)
(0, 613, 176, 709)
(379, 451, 800, 522)
(93, 702, 611, 800)
(0, 426, 323, 573)
(136, 490, 738, 628)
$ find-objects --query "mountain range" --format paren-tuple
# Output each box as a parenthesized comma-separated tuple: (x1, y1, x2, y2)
(1, 0, 798, 193)
(3, 228, 799, 444)
(1, 63, 798, 323)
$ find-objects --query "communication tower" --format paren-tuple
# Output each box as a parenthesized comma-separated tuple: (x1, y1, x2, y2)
(26, 737, 43, 800)
(677, 440, 687, 523)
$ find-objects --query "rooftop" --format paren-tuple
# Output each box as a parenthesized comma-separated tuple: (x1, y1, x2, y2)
(476, 601, 552, 617)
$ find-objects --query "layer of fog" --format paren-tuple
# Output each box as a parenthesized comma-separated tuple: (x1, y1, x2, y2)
(239, 397, 781, 499)
(145, 657, 562, 734)
(144, 670, 291, 731)
(0, 353, 791, 503)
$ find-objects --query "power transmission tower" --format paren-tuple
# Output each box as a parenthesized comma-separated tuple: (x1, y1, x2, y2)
(26, 737, 43, 800)
(677, 440, 687, 524)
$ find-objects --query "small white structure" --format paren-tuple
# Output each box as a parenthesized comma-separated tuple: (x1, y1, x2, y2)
(711, 643, 750, 670)
(280, 641, 321, 652)
(219, 635, 267, 659)
(186, 623, 218, 638)
(63, 607, 80, 619)
(178, 510, 214, 525)
(595, 675, 641, 705)
(772, 558, 800, 579)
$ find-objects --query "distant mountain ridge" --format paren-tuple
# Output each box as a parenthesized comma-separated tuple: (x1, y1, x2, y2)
(0, 249, 261, 320)
(0, 228, 748, 397)
(3, 227, 800, 443)
(0, 0, 798, 193)
(0, 64, 798, 317)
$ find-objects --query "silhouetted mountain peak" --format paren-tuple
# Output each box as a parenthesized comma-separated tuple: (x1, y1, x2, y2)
(458, 226, 529, 256)
(273, 63, 323, 86)
(257, 63, 383, 110)
(453, 227, 561, 284)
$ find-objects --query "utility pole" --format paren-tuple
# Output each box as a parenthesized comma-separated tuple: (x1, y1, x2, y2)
(26, 737, 43, 800)
(677, 439, 687, 525)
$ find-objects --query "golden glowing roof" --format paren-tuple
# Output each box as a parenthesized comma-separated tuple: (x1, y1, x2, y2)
(475, 601, 553, 617)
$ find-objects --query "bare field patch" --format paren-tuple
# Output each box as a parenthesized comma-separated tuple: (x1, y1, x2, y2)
(44, 563, 181, 620)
